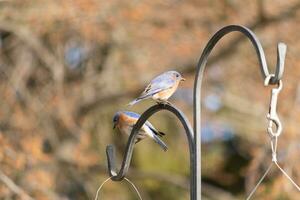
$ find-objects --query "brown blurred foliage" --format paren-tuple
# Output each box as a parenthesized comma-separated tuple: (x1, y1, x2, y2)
(1, 0, 300, 199)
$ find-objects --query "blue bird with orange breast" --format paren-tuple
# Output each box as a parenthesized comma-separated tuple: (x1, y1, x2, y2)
(113, 111, 168, 151)
(129, 71, 185, 106)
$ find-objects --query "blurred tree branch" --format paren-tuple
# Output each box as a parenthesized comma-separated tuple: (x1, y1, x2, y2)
(0, 20, 64, 85)
(0, 169, 35, 200)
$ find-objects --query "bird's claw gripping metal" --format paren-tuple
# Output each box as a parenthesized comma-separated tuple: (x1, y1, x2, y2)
(265, 78, 283, 137)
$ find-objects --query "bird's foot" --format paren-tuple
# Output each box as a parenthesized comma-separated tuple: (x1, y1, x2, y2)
(156, 100, 171, 106)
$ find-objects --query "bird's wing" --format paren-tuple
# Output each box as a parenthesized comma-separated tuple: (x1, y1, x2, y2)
(140, 75, 175, 98)
(124, 111, 140, 119)
(124, 112, 153, 129)
(124, 112, 165, 138)
(145, 121, 166, 137)
(145, 121, 156, 131)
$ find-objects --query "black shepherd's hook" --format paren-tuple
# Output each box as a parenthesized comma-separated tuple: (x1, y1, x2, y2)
(106, 24, 287, 200)
(194, 25, 286, 199)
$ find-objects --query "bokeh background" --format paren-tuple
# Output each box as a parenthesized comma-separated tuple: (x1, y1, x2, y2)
(1, 0, 300, 199)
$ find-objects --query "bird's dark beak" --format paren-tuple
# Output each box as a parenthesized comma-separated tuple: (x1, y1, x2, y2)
(181, 77, 186, 82)
(113, 124, 116, 129)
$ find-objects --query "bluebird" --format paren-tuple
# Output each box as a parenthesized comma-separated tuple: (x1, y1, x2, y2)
(113, 111, 168, 151)
(129, 71, 185, 106)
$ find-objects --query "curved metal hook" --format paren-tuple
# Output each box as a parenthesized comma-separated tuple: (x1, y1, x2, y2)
(275, 43, 287, 83)
(106, 104, 196, 199)
(194, 25, 287, 199)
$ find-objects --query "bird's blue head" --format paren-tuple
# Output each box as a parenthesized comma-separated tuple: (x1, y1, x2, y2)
(112, 112, 121, 129)
(167, 71, 185, 82)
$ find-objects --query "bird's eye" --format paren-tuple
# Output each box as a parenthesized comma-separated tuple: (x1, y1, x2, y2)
(176, 74, 179, 78)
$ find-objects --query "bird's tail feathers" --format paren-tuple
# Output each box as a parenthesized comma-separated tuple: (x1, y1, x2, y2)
(152, 134, 168, 151)
(157, 131, 165, 137)
(128, 92, 154, 106)
(128, 98, 142, 106)
(148, 126, 165, 137)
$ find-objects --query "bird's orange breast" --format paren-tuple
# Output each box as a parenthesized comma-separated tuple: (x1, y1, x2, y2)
(153, 83, 179, 100)
(118, 113, 137, 126)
